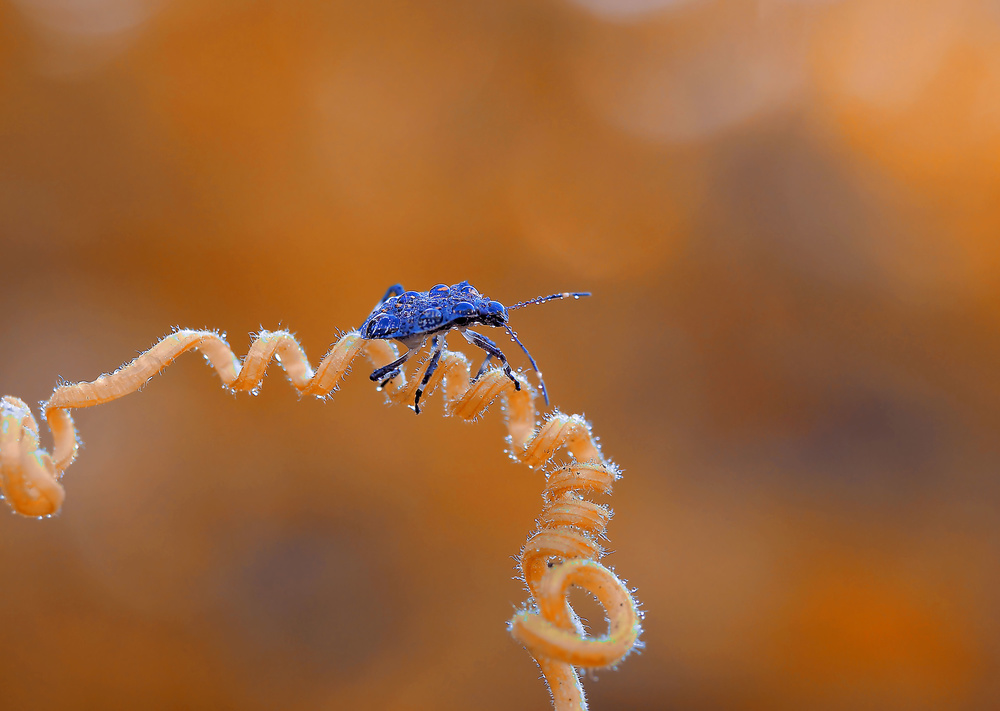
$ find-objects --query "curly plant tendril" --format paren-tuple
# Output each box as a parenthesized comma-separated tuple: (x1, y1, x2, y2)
(511, 423, 642, 710)
(0, 327, 641, 710)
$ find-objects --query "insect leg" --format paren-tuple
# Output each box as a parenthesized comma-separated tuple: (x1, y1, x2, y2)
(463, 330, 520, 392)
(473, 353, 494, 381)
(364, 284, 406, 322)
(379, 284, 405, 304)
(413, 336, 444, 415)
(370, 348, 411, 386)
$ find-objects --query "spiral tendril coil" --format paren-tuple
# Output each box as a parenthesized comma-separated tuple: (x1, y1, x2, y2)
(0, 327, 641, 710)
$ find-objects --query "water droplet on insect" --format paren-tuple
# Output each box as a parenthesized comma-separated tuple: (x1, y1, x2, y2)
(250, 387, 260, 396)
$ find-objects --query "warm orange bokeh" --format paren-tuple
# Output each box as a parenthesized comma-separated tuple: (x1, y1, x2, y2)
(2, 1, 998, 709)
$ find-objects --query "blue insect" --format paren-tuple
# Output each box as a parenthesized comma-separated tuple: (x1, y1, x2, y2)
(359, 281, 590, 414)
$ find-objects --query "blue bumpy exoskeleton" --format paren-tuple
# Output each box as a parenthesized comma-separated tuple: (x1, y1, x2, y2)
(358, 280, 589, 414)
(361, 281, 506, 348)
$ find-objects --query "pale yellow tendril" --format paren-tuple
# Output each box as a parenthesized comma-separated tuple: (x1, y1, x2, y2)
(0, 327, 640, 710)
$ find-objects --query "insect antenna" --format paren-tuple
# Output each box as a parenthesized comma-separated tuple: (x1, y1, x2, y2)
(508, 292, 590, 310)
(503, 325, 550, 405)
(503, 291, 589, 405)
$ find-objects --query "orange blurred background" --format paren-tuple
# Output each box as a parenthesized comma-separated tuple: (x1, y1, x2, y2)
(2, 1, 1000, 709)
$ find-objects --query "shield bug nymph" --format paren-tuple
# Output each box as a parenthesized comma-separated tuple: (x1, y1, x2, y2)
(359, 280, 589, 413)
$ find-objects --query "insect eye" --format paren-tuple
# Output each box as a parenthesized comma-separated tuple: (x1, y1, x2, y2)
(430, 284, 449, 295)
(485, 300, 505, 317)
(418, 308, 444, 329)
(451, 301, 476, 316)
(365, 314, 400, 339)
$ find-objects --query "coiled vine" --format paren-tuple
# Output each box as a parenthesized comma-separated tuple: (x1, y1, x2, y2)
(0, 327, 641, 710)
